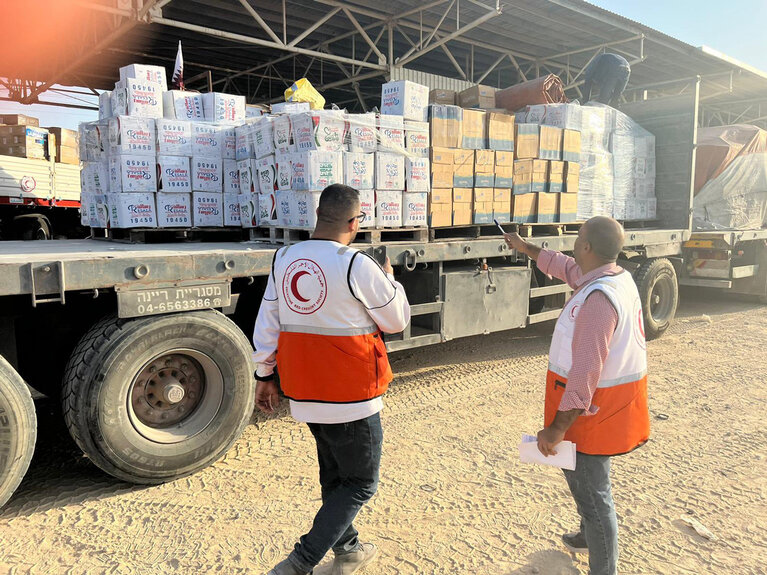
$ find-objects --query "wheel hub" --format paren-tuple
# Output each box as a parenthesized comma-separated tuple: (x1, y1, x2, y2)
(131, 354, 204, 428)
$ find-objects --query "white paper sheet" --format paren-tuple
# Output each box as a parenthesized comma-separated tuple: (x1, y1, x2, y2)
(519, 433, 577, 471)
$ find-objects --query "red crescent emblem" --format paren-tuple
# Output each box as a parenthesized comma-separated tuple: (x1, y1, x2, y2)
(290, 270, 311, 303)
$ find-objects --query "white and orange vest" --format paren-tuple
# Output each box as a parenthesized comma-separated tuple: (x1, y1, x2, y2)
(545, 270, 650, 455)
(271, 241, 393, 404)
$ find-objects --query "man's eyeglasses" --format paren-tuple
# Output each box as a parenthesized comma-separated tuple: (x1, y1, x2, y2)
(348, 212, 367, 223)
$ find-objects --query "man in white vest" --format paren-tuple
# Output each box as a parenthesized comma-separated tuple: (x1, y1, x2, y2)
(253, 184, 411, 575)
(505, 216, 650, 575)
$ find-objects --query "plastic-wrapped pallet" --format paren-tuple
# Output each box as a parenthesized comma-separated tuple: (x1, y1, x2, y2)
(577, 152, 613, 220)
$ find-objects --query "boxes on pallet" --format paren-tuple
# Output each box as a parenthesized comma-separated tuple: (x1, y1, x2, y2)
(157, 155, 191, 192)
(474, 188, 493, 202)
(453, 149, 474, 188)
(156, 119, 192, 156)
(536, 192, 558, 223)
(296, 191, 322, 229)
(515, 124, 539, 159)
(487, 112, 515, 151)
(201, 93, 246, 123)
(348, 113, 378, 153)
(109, 116, 155, 156)
(405, 157, 430, 192)
(539, 126, 563, 160)
(256, 155, 277, 193)
(473, 201, 494, 225)
(563, 129, 581, 163)
(375, 190, 403, 227)
(494, 151, 514, 188)
(79, 122, 107, 161)
(111, 81, 163, 118)
(259, 192, 278, 225)
(223, 160, 240, 195)
(559, 194, 578, 223)
(82, 162, 109, 194)
(429, 89, 456, 106)
(1, 114, 39, 126)
(429, 200, 452, 227)
(46, 127, 77, 148)
(458, 85, 496, 109)
(156, 193, 192, 228)
(192, 157, 223, 193)
(494, 199, 512, 224)
(252, 118, 276, 159)
(0, 126, 48, 160)
(120, 64, 167, 90)
(404, 121, 429, 157)
(291, 151, 343, 191)
(430, 147, 454, 189)
(523, 103, 582, 131)
(238, 159, 257, 194)
(192, 193, 224, 227)
(163, 91, 204, 121)
(192, 123, 223, 157)
(494, 188, 512, 203)
(380, 80, 429, 122)
(565, 161, 579, 193)
(375, 152, 405, 190)
(98, 92, 112, 120)
(271, 102, 310, 114)
(453, 188, 473, 203)
(220, 126, 236, 160)
(429, 105, 462, 148)
(431, 189, 452, 204)
(88, 194, 109, 228)
(109, 155, 157, 193)
(235, 124, 252, 160)
(239, 193, 260, 228)
(108, 193, 157, 228)
(403, 192, 427, 227)
(461, 109, 487, 150)
(512, 193, 537, 224)
(548, 161, 565, 193)
(275, 153, 292, 191)
(271, 114, 293, 155)
(453, 201, 472, 226)
(224, 193, 241, 226)
(377, 114, 405, 153)
(344, 152, 375, 190)
(293, 111, 346, 152)
(514, 159, 547, 194)
(474, 150, 495, 187)
(359, 190, 375, 229)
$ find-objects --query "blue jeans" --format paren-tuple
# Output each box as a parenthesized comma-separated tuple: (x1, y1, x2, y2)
(562, 453, 618, 575)
(288, 412, 383, 573)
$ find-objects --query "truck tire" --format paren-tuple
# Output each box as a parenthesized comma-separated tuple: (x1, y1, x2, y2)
(62, 311, 255, 484)
(0, 356, 37, 509)
(634, 258, 678, 340)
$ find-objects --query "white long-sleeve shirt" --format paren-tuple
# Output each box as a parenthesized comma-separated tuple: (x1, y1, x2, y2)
(252, 239, 411, 423)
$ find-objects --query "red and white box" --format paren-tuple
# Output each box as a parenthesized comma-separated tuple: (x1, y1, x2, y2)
(377, 114, 405, 153)
(192, 192, 224, 227)
(163, 90, 204, 121)
(157, 155, 191, 193)
(380, 80, 429, 122)
(359, 189, 375, 229)
(201, 92, 246, 123)
(402, 192, 427, 227)
(223, 193, 241, 226)
(405, 157, 430, 192)
(192, 157, 223, 192)
(238, 193, 260, 228)
(109, 154, 157, 193)
(343, 152, 375, 190)
(156, 119, 192, 156)
(256, 155, 277, 193)
(347, 112, 378, 153)
(259, 191, 278, 225)
(108, 193, 157, 228)
(120, 64, 168, 90)
(109, 116, 156, 156)
(375, 190, 403, 227)
(404, 120, 430, 157)
(156, 192, 192, 228)
(192, 123, 223, 157)
(224, 159, 241, 194)
(375, 152, 405, 190)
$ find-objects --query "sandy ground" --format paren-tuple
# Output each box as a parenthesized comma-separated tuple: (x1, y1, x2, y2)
(0, 288, 765, 575)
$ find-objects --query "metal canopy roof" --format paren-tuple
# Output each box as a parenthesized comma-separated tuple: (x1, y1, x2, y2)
(5, 0, 767, 127)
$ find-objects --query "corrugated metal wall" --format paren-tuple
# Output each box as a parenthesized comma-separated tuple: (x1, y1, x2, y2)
(390, 67, 475, 92)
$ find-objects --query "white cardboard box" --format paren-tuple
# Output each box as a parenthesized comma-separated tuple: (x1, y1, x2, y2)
(109, 155, 157, 193)
(375, 152, 405, 190)
(108, 193, 157, 228)
(259, 192, 278, 225)
(220, 125, 237, 160)
(79, 122, 107, 161)
(223, 159, 241, 195)
(296, 191, 321, 229)
(238, 193, 260, 228)
(223, 193, 241, 226)
(235, 124, 253, 160)
(271, 102, 310, 114)
(157, 155, 192, 193)
(380, 80, 429, 122)
(98, 92, 112, 120)
(271, 115, 293, 155)
(404, 120, 430, 157)
(275, 190, 293, 227)
(359, 189, 375, 229)
(402, 192, 428, 227)
(377, 114, 405, 152)
(405, 157, 430, 192)
(192, 157, 223, 192)
(201, 92, 246, 123)
(163, 91, 204, 120)
(375, 190, 403, 227)
(156, 193, 192, 228)
(291, 151, 343, 191)
(275, 153, 292, 191)
(238, 158, 257, 194)
(347, 112, 378, 153)
(252, 117, 275, 159)
(110, 89, 128, 117)
(109, 116, 156, 156)
(256, 155, 277, 194)
(82, 161, 109, 194)
(292, 111, 346, 152)
(123, 80, 164, 118)
(156, 119, 192, 156)
(192, 192, 224, 227)
(119, 64, 168, 90)
(343, 152, 375, 190)
(192, 123, 224, 157)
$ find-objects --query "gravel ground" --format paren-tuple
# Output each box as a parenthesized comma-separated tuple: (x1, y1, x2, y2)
(0, 288, 765, 575)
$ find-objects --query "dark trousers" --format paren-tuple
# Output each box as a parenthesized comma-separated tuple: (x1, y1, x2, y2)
(288, 412, 383, 573)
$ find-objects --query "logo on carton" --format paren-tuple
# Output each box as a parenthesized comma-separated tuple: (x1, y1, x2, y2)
(282, 259, 327, 315)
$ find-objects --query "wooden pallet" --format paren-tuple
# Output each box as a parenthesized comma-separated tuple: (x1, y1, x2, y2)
(429, 223, 519, 241)
(91, 227, 249, 244)
(518, 222, 583, 237)
(248, 226, 429, 245)
(622, 218, 660, 230)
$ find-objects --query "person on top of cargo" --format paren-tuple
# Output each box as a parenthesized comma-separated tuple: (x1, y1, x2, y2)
(504, 216, 650, 575)
(582, 53, 631, 106)
(252, 183, 411, 575)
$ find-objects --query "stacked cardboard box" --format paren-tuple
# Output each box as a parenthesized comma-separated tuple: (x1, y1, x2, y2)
(47, 127, 80, 165)
(0, 125, 50, 160)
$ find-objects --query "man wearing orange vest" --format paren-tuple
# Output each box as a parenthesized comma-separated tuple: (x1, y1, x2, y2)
(253, 184, 411, 575)
(505, 216, 650, 575)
